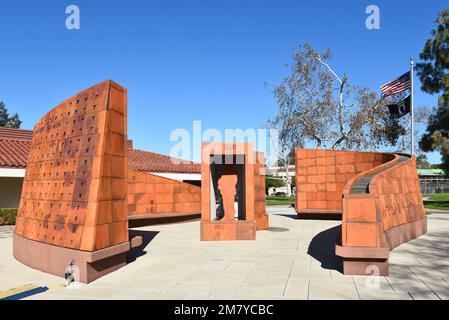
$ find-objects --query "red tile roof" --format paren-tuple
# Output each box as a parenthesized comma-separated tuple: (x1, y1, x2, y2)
(0, 127, 34, 141)
(0, 127, 33, 169)
(128, 148, 200, 173)
(0, 127, 200, 173)
(0, 139, 30, 169)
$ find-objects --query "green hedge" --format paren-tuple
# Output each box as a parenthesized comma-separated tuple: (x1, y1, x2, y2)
(0, 208, 18, 225)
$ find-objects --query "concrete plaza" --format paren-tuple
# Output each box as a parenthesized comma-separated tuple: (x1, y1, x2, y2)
(0, 206, 448, 300)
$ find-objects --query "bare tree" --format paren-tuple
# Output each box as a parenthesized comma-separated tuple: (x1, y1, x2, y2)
(267, 111, 302, 196)
(269, 43, 402, 158)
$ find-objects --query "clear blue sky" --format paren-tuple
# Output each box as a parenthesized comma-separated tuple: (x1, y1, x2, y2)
(0, 0, 447, 164)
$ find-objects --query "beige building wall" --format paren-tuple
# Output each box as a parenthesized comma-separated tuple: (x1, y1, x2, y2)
(0, 177, 23, 208)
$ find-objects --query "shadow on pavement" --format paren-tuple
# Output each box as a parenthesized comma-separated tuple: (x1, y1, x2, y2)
(129, 214, 200, 228)
(275, 213, 342, 221)
(126, 229, 160, 263)
(307, 225, 343, 273)
(267, 227, 290, 232)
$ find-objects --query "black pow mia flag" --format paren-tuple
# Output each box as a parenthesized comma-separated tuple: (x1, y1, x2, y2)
(387, 95, 410, 119)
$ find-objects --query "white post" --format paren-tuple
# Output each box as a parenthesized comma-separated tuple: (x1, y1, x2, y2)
(410, 57, 415, 155)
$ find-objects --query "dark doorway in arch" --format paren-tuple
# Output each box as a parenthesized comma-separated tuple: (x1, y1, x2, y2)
(209, 154, 246, 221)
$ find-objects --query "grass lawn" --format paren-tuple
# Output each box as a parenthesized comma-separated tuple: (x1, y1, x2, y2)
(265, 194, 449, 211)
(425, 203, 449, 211)
(426, 193, 449, 201)
(266, 196, 295, 206)
(424, 193, 449, 211)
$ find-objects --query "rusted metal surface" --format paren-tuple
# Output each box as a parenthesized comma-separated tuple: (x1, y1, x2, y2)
(15, 80, 128, 252)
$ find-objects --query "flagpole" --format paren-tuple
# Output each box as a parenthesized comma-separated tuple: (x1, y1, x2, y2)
(410, 57, 414, 155)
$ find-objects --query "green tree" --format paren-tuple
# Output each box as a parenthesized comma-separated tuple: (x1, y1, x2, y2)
(265, 176, 285, 195)
(416, 9, 449, 175)
(416, 154, 430, 169)
(0, 101, 22, 128)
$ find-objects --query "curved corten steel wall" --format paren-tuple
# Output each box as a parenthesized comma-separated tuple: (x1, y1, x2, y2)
(13, 80, 140, 283)
(295, 148, 394, 215)
(127, 169, 201, 217)
(336, 154, 426, 275)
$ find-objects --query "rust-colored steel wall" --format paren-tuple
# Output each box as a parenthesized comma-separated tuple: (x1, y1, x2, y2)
(254, 151, 269, 230)
(337, 154, 426, 275)
(371, 157, 426, 233)
(201, 143, 268, 240)
(295, 148, 394, 213)
(295, 148, 427, 275)
(127, 169, 201, 216)
(341, 155, 426, 247)
(15, 80, 128, 252)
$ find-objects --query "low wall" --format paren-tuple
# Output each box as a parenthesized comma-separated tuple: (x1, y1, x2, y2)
(127, 169, 201, 217)
(337, 154, 427, 275)
(371, 157, 426, 236)
(295, 148, 394, 214)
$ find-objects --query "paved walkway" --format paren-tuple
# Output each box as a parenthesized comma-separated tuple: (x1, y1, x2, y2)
(0, 206, 448, 300)
(0, 225, 14, 239)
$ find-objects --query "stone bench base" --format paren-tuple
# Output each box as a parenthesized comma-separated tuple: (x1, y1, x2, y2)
(335, 217, 427, 276)
(13, 233, 142, 283)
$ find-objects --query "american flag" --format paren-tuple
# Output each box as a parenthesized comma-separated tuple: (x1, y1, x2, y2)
(380, 71, 411, 97)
